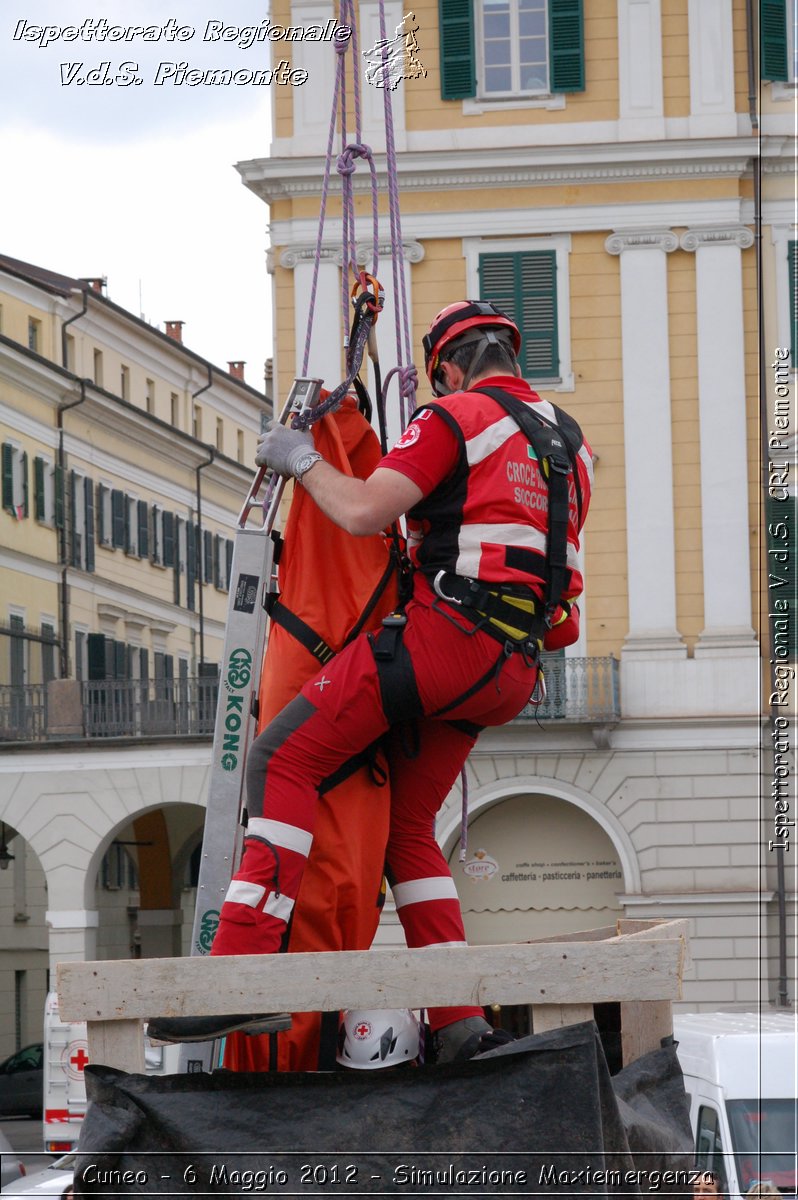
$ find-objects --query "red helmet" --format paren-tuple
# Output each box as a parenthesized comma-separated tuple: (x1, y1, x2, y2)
(422, 300, 521, 392)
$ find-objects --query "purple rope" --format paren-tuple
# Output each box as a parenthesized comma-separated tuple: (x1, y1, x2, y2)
(376, 0, 417, 430)
(458, 766, 469, 862)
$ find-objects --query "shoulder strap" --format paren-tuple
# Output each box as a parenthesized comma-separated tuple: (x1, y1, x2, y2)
(471, 386, 579, 623)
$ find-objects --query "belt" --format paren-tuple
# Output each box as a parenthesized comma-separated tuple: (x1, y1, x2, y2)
(430, 571, 544, 648)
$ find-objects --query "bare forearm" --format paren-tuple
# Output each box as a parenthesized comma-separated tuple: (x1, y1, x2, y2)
(299, 461, 423, 537)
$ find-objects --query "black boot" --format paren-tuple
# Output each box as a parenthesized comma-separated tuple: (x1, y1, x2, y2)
(147, 1012, 292, 1043)
(433, 1016, 516, 1064)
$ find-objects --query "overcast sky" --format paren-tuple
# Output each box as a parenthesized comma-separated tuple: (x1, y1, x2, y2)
(1, 0, 278, 393)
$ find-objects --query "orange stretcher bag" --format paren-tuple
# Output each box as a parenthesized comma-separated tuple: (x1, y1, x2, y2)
(224, 397, 397, 1072)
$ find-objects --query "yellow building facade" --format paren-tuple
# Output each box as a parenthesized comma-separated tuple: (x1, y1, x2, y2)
(237, 0, 795, 1007)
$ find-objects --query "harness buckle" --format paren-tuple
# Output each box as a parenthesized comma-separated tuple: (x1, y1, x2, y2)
(381, 610, 407, 629)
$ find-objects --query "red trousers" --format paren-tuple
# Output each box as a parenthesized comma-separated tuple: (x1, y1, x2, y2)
(211, 576, 538, 1032)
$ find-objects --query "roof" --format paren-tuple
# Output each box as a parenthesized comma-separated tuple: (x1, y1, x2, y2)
(0, 253, 81, 298)
(0, 252, 270, 404)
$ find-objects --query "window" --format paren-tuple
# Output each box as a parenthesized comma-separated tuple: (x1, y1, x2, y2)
(216, 418, 224, 452)
(439, 0, 583, 100)
(237, 429, 245, 463)
(27, 317, 41, 353)
(465, 236, 573, 388)
(9, 612, 27, 688)
(93, 349, 104, 388)
(171, 393, 179, 427)
(68, 471, 95, 572)
(74, 628, 88, 681)
(33, 456, 55, 524)
(146, 378, 155, 415)
(120, 366, 130, 402)
(40, 621, 56, 684)
(125, 496, 139, 556)
(193, 404, 202, 440)
(479, 0, 548, 96)
(695, 1106, 728, 1192)
(64, 333, 75, 371)
(761, 0, 797, 81)
(2, 443, 29, 519)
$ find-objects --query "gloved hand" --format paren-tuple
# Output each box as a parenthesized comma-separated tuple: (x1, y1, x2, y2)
(255, 422, 316, 478)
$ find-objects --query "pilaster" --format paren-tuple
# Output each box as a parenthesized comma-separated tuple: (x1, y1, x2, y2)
(687, 0, 737, 137)
(680, 225, 757, 666)
(617, 0, 665, 140)
(605, 229, 683, 660)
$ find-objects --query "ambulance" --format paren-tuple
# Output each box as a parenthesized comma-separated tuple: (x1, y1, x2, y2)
(674, 1011, 797, 1199)
(43, 991, 179, 1153)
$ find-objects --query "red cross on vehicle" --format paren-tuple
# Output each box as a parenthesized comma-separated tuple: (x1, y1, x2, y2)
(70, 1047, 89, 1071)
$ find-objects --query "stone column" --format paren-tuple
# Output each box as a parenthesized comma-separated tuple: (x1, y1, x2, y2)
(605, 229, 684, 657)
(137, 909, 184, 958)
(46, 909, 99, 975)
(680, 225, 757, 654)
(280, 246, 343, 382)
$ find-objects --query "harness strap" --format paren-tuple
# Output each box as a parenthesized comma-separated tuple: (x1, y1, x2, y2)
(471, 386, 581, 626)
(266, 596, 336, 666)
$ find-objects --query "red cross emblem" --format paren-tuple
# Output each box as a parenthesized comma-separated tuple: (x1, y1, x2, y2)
(354, 1022, 372, 1040)
(70, 1047, 89, 1072)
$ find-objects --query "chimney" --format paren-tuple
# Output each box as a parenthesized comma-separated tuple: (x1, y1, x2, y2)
(228, 361, 246, 381)
(81, 277, 107, 295)
(264, 358, 273, 383)
(165, 321, 184, 343)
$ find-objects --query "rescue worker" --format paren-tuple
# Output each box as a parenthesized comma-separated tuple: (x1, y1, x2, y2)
(149, 301, 592, 1064)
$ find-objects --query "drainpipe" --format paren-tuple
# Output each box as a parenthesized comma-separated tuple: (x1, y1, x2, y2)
(747, 0, 789, 1008)
(56, 380, 88, 678)
(55, 285, 90, 677)
(61, 286, 88, 369)
(191, 365, 213, 669)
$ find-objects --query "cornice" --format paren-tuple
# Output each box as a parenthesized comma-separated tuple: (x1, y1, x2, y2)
(680, 225, 754, 251)
(238, 139, 758, 202)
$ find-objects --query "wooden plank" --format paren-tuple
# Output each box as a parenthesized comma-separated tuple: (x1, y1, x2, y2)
(87, 1019, 145, 1074)
(611, 918, 689, 943)
(620, 999, 673, 1067)
(57, 938, 684, 1023)
(532, 1003, 594, 1033)
(525, 926, 617, 945)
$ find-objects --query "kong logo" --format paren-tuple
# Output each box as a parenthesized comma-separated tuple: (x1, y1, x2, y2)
(197, 909, 220, 954)
(220, 648, 253, 771)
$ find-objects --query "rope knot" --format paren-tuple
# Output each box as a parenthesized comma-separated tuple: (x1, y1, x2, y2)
(337, 142, 374, 176)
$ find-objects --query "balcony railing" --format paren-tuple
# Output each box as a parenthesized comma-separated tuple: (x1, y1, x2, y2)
(0, 683, 48, 742)
(515, 655, 620, 723)
(0, 677, 219, 743)
(0, 657, 620, 744)
(82, 677, 219, 738)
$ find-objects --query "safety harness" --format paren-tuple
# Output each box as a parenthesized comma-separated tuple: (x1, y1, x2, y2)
(425, 385, 584, 650)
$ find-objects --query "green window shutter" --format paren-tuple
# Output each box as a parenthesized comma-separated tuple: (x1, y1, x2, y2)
(162, 511, 175, 567)
(761, 0, 789, 81)
(20, 452, 29, 518)
(789, 241, 797, 359)
(111, 489, 125, 548)
(203, 528, 213, 584)
(137, 500, 149, 560)
(34, 457, 46, 521)
(2, 444, 13, 513)
(87, 632, 111, 680)
(84, 477, 95, 573)
(225, 539, 234, 591)
(54, 465, 65, 530)
(69, 471, 80, 567)
(549, 0, 584, 91)
(766, 493, 796, 658)
(96, 483, 106, 545)
(439, 0, 476, 99)
(173, 516, 182, 605)
(186, 521, 196, 611)
(479, 250, 560, 378)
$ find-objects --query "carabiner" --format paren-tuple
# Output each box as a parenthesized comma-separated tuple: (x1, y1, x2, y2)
(351, 271, 384, 317)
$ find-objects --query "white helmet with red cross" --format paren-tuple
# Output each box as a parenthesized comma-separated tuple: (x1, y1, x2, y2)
(336, 1010, 421, 1070)
(422, 300, 521, 395)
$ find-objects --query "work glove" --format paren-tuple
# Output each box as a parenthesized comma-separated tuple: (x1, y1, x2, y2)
(255, 422, 317, 478)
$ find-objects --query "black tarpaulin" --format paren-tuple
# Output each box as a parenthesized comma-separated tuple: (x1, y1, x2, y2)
(73, 1021, 693, 1197)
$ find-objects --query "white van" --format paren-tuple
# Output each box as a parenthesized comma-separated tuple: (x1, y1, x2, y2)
(43, 991, 180, 1154)
(674, 1011, 797, 1199)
